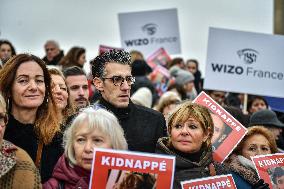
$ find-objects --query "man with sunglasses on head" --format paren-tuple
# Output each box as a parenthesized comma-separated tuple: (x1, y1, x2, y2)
(91, 49, 167, 153)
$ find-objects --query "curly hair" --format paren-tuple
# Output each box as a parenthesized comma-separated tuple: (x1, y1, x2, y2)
(90, 49, 132, 78)
(118, 172, 156, 189)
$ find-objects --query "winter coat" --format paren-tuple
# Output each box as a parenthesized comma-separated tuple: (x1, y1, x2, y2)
(97, 98, 167, 153)
(43, 50, 64, 65)
(43, 155, 90, 189)
(156, 137, 229, 189)
(0, 140, 42, 189)
(224, 154, 259, 189)
(4, 114, 64, 183)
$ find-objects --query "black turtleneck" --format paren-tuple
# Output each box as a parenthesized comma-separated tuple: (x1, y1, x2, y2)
(169, 144, 205, 163)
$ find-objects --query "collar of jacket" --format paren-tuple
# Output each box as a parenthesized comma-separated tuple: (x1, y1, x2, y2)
(0, 140, 17, 178)
(225, 154, 259, 185)
(156, 137, 213, 168)
(98, 97, 132, 120)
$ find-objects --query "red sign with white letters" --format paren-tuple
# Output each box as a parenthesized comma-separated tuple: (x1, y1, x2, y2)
(89, 148, 175, 189)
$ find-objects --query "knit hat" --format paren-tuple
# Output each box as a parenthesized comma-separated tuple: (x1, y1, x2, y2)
(249, 109, 284, 128)
(131, 87, 153, 108)
(175, 70, 195, 86)
(169, 65, 181, 77)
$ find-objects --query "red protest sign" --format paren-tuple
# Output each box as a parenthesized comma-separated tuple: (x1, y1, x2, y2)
(98, 45, 123, 55)
(146, 47, 171, 69)
(89, 148, 175, 189)
(192, 91, 247, 163)
(181, 174, 237, 189)
(252, 153, 284, 189)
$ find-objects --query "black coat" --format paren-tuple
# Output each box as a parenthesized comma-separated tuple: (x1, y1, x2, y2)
(4, 114, 64, 183)
(42, 50, 64, 65)
(156, 137, 228, 189)
(97, 97, 167, 153)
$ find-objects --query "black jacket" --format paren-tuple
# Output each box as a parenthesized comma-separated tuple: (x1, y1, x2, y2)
(97, 97, 167, 153)
(4, 114, 64, 183)
(156, 137, 228, 189)
(42, 50, 64, 65)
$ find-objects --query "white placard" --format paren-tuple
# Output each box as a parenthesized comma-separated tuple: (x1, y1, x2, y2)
(204, 27, 284, 98)
(118, 8, 181, 57)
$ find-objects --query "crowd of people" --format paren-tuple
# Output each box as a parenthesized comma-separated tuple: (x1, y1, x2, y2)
(0, 39, 284, 189)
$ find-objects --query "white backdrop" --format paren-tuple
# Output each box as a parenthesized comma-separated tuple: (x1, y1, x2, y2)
(0, 0, 273, 75)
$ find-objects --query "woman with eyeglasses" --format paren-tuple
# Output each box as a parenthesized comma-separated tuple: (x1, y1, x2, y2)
(0, 93, 42, 189)
(0, 54, 63, 183)
(43, 107, 128, 189)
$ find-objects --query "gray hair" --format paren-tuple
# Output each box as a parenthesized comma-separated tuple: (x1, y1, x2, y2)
(64, 107, 128, 165)
(90, 49, 132, 78)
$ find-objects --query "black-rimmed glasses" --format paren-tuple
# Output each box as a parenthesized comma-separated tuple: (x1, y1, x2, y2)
(0, 113, 8, 127)
(102, 76, 135, 86)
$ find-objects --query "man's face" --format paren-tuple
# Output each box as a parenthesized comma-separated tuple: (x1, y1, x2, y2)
(94, 62, 132, 108)
(277, 175, 284, 189)
(44, 42, 60, 61)
(65, 75, 89, 110)
(210, 91, 226, 105)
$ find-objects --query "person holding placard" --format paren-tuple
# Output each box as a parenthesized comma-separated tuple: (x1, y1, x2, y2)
(225, 126, 277, 189)
(43, 107, 128, 189)
(156, 100, 228, 189)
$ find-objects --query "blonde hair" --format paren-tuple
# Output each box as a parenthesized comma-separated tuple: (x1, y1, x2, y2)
(64, 107, 128, 165)
(0, 93, 6, 111)
(167, 100, 214, 148)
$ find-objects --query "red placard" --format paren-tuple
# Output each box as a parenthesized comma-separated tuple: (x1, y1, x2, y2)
(98, 45, 123, 55)
(89, 148, 175, 189)
(181, 174, 237, 189)
(146, 47, 171, 69)
(252, 153, 284, 189)
(192, 91, 248, 163)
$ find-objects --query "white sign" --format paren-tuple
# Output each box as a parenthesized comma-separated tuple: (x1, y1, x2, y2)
(118, 8, 181, 57)
(204, 27, 284, 98)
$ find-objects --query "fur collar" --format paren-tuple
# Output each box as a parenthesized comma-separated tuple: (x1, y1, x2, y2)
(225, 154, 259, 185)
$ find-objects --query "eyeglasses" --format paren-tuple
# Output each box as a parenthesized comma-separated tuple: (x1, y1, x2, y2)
(0, 113, 8, 127)
(102, 76, 135, 86)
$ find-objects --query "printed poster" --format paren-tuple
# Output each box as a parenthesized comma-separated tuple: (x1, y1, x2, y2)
(89, 148, 175, 189)
(181, 174, 237, 189)
(193, 91, 248, 163)
(147, 47, 172, 69)
(118, 8, 181, 57)
(252, 153, 284, 189)
(98, 45, 123, 55)
(149, 65, 174, 96)
(204, 27, 284, 98)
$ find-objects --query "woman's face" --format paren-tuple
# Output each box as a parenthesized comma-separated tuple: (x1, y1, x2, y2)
(78, 53, 86, 66)
(241, 134, 271, 160)
(0, 105, 7, 146)
(249, 99, 267, 113)
(73, 121, 112, 170)
(12, 61, 45, 111)
(186, 62, 197, 74)
(170, 117, 208, 153)
(51, 74, 68, 111)
(211, 113, 225, 144)
(0, 43, 12, 61)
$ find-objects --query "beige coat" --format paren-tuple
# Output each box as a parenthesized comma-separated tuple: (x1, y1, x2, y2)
(0, 140, 42, 189)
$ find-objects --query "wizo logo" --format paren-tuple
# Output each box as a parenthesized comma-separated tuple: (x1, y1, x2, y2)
(237, 48, 259, 64)
(142, 23, 158, 35)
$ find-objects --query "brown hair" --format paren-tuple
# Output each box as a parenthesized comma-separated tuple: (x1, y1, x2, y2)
(167, 100, 214, 148)
(234, 126, 278, 155)
(59, 46, 85, 69)
(0, 54, 60, 144)
(118, 172, 156, 189)
(48, 67, 75, 123)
